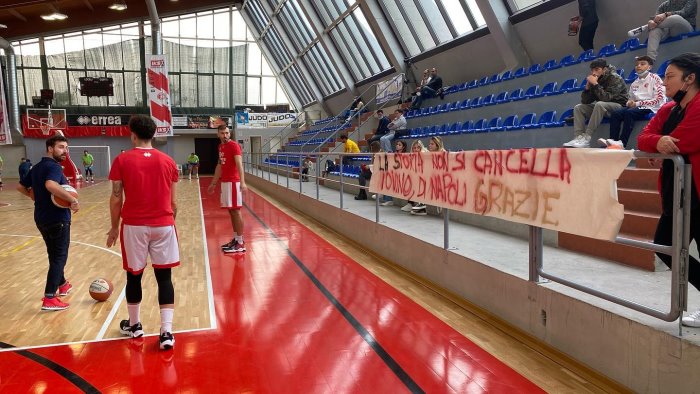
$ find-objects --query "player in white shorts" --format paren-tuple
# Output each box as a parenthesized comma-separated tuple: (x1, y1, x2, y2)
(208, 125, 247, 253)
(107, 115, 180, 350)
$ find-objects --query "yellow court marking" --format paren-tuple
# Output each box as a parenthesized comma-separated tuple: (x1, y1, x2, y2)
(0, 237, 39, 257)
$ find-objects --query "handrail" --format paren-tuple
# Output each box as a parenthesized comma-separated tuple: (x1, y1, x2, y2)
(259, 110, 309, 155)
(245, 150, 691, 334)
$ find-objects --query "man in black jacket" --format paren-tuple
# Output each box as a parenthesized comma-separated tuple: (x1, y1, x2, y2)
(578, 0, 598, 51)
(367, 110, 390, 145)
(411, 67, 443, 109)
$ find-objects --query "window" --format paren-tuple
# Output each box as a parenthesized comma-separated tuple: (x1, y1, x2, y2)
(506, 0, 547, 13)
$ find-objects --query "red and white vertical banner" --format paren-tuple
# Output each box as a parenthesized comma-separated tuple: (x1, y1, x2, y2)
(146, 55, 173, 137)
(0, 69, 12, 145)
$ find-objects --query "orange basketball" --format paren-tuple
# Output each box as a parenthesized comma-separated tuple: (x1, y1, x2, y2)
(51, 184, 78, 208)
(89, 278, 113, 302)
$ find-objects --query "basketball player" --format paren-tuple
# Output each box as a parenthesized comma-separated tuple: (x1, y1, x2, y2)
(106, 115, 180, 350)
(16, 134, 80, 311)
(82, 150, 94, 182)
(207, 125, 247, 253)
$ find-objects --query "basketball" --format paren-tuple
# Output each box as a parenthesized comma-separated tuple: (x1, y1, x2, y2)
(51, 184, 78, 208)
(89, 278, 113, 302)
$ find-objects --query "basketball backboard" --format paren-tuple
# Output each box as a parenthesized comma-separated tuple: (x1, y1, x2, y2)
(26, 108, 67, 136)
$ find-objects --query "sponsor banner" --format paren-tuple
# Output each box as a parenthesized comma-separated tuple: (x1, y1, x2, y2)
(236, 112, 298, 128)
(369, 148, 634, 241)
(68, 114, 131, 126)
(376, 74, 403, 105)
(177, 115, 231, 129)
(146, 55, 172, 137)
(0, 71, 11, 145)
(172, 116, 188, 128)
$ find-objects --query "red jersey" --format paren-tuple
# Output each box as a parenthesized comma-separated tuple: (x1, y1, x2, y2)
(218, 140, 242, 182)
(108, 148, 179, 226)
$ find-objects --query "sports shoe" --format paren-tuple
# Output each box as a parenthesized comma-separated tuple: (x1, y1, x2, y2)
(223, 240, 246, 253)
(188, 175, 192, 180)
(57, 281, 72, 296)
(412, 203, 427, 211)
(682, 310, 700, 327)
(119, 319, 145, 337)
(159, 331, 175, 350)
(564, 135, 590, 148)
(41, 297, 69, 311)
(380, 200, 394, 206)
(221, 239, 235, 249)
(371, 194, 377, 200)
(410, 208, 427, 216)
(606, 140, 625, 149)
(563, 135, 583, 147)
(400, 203, 414, 212)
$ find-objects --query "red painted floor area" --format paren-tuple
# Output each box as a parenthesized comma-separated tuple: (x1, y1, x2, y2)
(0, 182, 544, 393)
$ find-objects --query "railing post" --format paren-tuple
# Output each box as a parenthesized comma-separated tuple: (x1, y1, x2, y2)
(299, 154, 303, 194)
(286, 155, 290, 188)
(529, 225, 543, 282)
(316, 153, 320, 200)
(339, 153, 344, 209)
(443, 208, 450, 250)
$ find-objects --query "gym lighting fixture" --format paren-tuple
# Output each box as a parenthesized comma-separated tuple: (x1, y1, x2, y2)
(40, 12, 68, 21)
(108, 1, 128, 11)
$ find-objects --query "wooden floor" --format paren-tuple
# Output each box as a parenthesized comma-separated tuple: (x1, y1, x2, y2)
(0, 178, 626, 392)
(0, 179, 211, 347)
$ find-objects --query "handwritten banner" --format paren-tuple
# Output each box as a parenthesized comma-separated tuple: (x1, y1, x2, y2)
(369, 149, 634, 240)
(376, 74, 403, 105)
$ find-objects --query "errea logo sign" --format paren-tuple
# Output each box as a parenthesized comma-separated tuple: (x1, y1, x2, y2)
(76, 115, 123, 126)
(150, 59, 165, 67)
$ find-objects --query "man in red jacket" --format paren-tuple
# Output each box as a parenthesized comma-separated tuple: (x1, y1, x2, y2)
(637, 52, 700, 327)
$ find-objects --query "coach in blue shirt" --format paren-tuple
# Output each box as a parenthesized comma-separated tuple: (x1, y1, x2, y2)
(17, 134, 80, 311)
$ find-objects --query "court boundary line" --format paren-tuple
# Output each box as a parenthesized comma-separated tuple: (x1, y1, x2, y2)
(198, 180, 218, 330)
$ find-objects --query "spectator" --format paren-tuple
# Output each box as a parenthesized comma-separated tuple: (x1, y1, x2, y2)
(645, 1, 696, 61)
(301, 156, 313, 182)
(355, 141, 381, 200)
(341, 96, 364, 122)
(411, 68, 444, 110)
(578, 0, 598, 51)
(367, 110, 390, 145)
(411, 137, 446, 216)
(379, 140, 410, 207)
(601, 56, 666, 148)
(380, 109, 407, 152)
(400, 140, 428, 212)
(339, 133, 360, 165)
(637, 52, 700, 327)
(19, 158, 32, 183)
(563, 58, 629, 148)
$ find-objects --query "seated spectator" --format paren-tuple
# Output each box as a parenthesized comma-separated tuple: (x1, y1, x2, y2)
(412, 137, 446, 216)
(563, 58, 629, 148)
(301, 156, 313, 182)
(398, 140, 427, 212)
(645, 0, 696, 61)
(341, 96, 364, 122)
(18, 158, 31, 183)
(355, 141, 381, 200)
(339, 133, 360, 165)
(411, 68, 443, 110)
(368, 110, 390, 145)
(600, 56, 666, 148)
(380, 140, 410, 207)
(637, 52, 700, 327)
(380, 109, 407, 152)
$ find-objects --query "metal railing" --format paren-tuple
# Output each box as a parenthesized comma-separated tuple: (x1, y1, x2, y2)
(245, 150, 692, 334)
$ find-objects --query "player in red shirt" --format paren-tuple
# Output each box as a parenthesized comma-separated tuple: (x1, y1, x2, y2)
(207, 124, 247, 253)
(107, 114, 180, 350)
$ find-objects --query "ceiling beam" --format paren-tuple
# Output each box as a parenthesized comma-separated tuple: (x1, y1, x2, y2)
(8, 9, 27, 22)
(0, 1, 52, 11)
(83, 0, 94, 12)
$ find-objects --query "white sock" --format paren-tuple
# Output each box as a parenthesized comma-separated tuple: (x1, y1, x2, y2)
(128, 303, 141, 326)
(234, 234, 243, 243)
(160, 308, 174, 334)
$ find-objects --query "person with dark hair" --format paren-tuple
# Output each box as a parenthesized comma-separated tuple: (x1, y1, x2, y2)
(411, 67, 443, 110)
(601, 56, 666, 148)
(186, 152, 200, 180)
(82, 150, 94, 183)
(564, 58, 629, 148)
(645, 0, 697, 61)
(17, 134, 80, 311)
(578, 0, 598, 51)
(18, 157, 31, 183)
(339, 133, 360, 165)
(355, 141, 381, 200)
(367, 110, 390, 145)
(380, 109, 407, 152)
(107, 114, 180, 349)
(638, 52, 700, 327)
(208, 124, 247, 253)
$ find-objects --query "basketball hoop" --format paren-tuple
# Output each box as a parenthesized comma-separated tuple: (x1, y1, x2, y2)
(40, 118, 51, 136)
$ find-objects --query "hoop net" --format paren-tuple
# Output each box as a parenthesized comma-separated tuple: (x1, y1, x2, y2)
(26, 109, 66, 136)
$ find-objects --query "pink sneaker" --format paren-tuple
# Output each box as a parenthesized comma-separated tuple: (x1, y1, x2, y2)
(42, 297, 69, 311)
(57, 281, 72, 296)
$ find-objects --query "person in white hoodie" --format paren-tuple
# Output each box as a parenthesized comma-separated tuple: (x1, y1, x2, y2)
(601, 56, 666, 148)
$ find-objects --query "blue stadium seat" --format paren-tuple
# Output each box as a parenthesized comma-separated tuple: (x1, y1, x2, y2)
(429, 106, 440, 116)
(486, 117, 503, 132)
(477, 76, 490, 86)
(576, 49, 596, 63)
(467, 79, 479, 89)
(419, 107, 430, 117)
(482, 94, 496, 106)
(657, 59, 671, 78)
(557, 78, 577, 94)
(523, 85, 540, 99)
(529, 63, 544, 74)
(426, 125, 438, 136)
(540, 82, 558, 97)
(616, 37, 641, 54)
(459, 99, 471, 110)
(559, 54, 579, 67)
(457, 82, 469, 91)
(495, 91, 509, 104)
(500, 70, 514, 81)
(597, 44, 617, 58)
(472, 119, 487, 133)
(549, 109, 573, 128)
(571, 79, 587, 92)
(616, 68, 625, 77)
(436, 124, 448, 135)
(543, 59, 561, 71)
(488, 73, 501, 84)
(447, 122, 460, 134)
(470, 96, 484, 108)
(447, 101, 460, 112)
(513, 67, 529, 78)
(661, 33, 684, 44)
(513, 113, 535, 130)
(530, 111, 557, 129)
(509, 88, 524, 101)
(437, 103, 449, 113)
(687, 29, 700, 38)
(625, 70, 638, 84)
(460, 120, 473, 134)
(501, 115, 518, 131)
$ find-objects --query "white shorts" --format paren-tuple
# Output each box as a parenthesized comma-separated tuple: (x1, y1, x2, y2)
(120, 224, 180, 274)
(220, 181, 242, 209)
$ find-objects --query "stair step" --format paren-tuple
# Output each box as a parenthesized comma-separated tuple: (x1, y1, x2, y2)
(620, 210, 660, 239)
(558, 232, 656, 271)
(618, 168, 659, 190)
(618, 188, 661, 215)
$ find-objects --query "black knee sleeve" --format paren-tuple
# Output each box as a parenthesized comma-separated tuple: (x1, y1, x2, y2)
(125, 271, 143, 304)
(154, 268, 175, 305)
